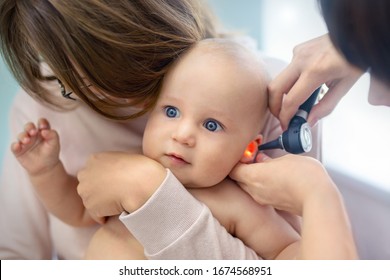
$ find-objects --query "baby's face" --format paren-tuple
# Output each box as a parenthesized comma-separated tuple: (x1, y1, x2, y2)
(143, 40, 268, 188)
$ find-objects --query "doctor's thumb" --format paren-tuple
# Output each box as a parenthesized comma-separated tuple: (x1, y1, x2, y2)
(254, 152, 271, 163)
(229, 162, 249, 183)
(230, 152, 271, 181)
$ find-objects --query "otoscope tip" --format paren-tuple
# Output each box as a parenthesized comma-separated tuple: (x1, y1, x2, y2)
(258, 137, 283, 151)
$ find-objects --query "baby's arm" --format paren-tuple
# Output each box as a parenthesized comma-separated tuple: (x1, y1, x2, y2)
(11, 118, 96, 227)
(189, 180, 300, 260)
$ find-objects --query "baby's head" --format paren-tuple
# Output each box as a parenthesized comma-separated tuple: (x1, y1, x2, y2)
(143, 38, 270, 188)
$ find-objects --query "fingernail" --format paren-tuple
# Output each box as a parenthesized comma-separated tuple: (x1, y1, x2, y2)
(22, 137, 30, 144)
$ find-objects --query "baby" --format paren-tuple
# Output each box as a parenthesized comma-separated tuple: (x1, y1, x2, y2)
(12, 38, 300, 259)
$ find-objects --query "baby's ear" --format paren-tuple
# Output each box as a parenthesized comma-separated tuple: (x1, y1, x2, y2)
(240, 135, 263, 163)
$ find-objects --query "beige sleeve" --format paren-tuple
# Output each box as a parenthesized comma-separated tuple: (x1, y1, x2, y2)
(119, 170, 260, 259)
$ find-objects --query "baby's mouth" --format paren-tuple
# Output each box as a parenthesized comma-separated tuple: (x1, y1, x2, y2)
(166, 153, 190, 164)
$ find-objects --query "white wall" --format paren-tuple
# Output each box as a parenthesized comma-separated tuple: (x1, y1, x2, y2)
(261, 0, 327, 60)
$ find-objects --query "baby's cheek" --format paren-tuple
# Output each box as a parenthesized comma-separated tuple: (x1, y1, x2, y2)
(200, 160, 232, 184)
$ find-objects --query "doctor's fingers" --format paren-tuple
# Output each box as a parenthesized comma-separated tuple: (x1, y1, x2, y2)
(230, 166, 265, 205)
(268, 56, 329, 130)
(268, 62, 301, 119)
(278, 73, 325, 130)
(230, 161, 279, 205)
(307, 74, 360, 127)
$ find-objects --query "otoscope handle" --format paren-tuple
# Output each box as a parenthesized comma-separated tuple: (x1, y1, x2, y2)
(258, 86, 322, 154)
(298, 87, 321, 114)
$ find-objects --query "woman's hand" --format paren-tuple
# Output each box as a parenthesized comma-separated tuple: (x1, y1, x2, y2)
(268, 34, 363, 130)
(230, 153, 358, 259)
(229, 153, 336, 216)
(77, 152, 166, 220)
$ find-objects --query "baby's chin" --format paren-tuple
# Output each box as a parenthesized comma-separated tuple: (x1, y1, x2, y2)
(183, 181, 211, 189)
(161, 162, 226, 188)
(177, 174, 224, 189)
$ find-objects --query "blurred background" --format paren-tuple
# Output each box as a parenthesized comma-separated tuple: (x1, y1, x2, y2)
(0, 57, 18, 170)
(1, 0, 389, 259)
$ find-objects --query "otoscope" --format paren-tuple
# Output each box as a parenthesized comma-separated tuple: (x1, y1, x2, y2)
(258, 86, 322, 154)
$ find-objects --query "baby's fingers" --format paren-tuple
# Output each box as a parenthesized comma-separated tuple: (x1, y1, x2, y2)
(40, 129, 59, 143)
(37, 118, 50, 130)
(23, 122, 38, 137)
(12, 131, 34, 157)
(10, 141, 22, 154)
(17, 130, 32, 145)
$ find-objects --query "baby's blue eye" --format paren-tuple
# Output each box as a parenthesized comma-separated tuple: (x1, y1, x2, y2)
(165, 106, 180, 118)
(204, 119, 222, 132)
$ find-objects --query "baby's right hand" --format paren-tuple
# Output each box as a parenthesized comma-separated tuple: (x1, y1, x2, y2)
(11, 118, 60, 176)
(77, 153, 167, 219)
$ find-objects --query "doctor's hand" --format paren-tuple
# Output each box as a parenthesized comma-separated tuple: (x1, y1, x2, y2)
(268, 34, 363, 130)
(231, 153, 358, 259)
(230, 153, 337, 216)
(77, 152, 166, 220)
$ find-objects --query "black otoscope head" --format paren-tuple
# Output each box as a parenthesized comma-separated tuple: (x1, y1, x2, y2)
(259, 86, 322, 154)
(281, 115, 311, 154)
(257, 114, 311, 154)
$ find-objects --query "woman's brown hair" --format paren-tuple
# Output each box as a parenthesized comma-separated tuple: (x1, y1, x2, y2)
(0, 0, 218, 119)
(319, 0, 390, 86)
